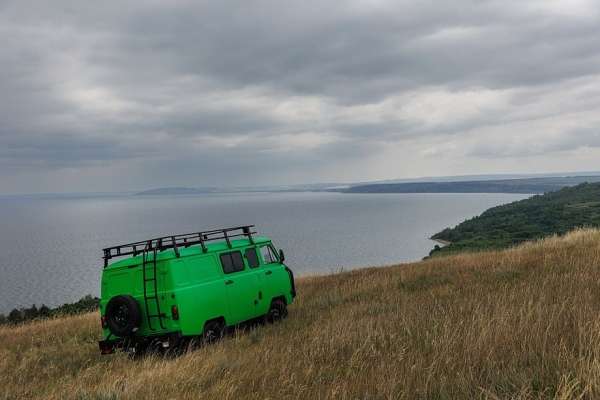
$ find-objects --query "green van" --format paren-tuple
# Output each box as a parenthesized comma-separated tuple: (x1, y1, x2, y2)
(98, 226, 295, 355)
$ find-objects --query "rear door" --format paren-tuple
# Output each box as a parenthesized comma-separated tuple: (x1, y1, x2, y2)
(219, 250, 261, 324)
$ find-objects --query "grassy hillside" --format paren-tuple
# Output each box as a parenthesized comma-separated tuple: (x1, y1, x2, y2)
(3, 229, 600, 399)
(430, 182, 600, 256)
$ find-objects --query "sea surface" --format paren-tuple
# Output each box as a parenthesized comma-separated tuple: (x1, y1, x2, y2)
(0, 191, 529, 313)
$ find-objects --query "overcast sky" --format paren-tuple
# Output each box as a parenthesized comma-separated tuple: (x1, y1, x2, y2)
(1, 0, 600, 193)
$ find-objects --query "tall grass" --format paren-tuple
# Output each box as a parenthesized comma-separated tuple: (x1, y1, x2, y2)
(2, 229, 600, 399)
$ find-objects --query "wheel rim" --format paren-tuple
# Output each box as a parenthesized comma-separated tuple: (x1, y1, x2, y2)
(205, 330, 217, 342)
(204, 324, 222, 343)
(113, 304, 129, 328)
(270, 306, 281, 321)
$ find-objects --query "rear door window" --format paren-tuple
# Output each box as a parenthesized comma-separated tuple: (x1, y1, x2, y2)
(245, 247, 260, 268)
(260, 245, 278, 264)
(220, 251, 245, 274)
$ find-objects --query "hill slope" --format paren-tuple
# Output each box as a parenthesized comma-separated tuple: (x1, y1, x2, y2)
(3, 229, 600, 399)
(340, 175, 600, 194)
(135, 187, 216, 195)
(430, 182, 600, 256)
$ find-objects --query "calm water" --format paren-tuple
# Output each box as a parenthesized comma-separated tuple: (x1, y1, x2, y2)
(0, 192, 529, 312)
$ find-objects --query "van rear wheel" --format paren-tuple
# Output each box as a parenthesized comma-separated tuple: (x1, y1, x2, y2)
(202, 320, 225, 344)
(266, 299, 287, 323)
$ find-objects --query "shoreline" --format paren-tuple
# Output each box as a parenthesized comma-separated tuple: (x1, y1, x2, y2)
(431, 238, 451, 246)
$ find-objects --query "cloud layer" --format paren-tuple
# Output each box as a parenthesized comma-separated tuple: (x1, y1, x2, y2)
(1, 0, 600, 193)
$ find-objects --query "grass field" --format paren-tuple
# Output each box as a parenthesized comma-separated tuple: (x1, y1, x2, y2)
(3, 229, 600, 399)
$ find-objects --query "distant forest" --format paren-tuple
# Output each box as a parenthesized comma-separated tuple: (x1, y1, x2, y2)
(429, 182, 600, 256)
(340, 176, 600, 194)
(0, 295, 98, 325)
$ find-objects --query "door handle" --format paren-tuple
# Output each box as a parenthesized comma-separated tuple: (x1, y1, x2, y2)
(265, 270, 272, 275)
(225, 279, 234, 285)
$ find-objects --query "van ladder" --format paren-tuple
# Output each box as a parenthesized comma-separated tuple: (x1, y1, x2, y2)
(142, 244, 166, 330)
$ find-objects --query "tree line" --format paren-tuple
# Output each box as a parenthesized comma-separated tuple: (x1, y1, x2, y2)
(0, 295, 99, 325)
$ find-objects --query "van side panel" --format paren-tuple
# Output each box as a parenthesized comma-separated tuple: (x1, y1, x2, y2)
(172, 254, 228, 336)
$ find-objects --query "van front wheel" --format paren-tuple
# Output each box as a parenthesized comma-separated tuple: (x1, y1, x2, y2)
(266, 299, 287, 323)
(202, 320, 225, 344)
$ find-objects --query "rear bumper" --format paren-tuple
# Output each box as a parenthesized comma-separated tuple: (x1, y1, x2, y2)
(99, 331, 183, 355)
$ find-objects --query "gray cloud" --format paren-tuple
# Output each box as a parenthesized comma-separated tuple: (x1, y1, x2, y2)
(468, 126, 600, 158)
(1, 0, 600, 193)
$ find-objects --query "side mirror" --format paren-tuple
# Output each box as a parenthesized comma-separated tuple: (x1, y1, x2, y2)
(279, 249, 286, 263)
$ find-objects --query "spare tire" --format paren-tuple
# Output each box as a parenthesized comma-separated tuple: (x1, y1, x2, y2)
(105, 295, 142, 337)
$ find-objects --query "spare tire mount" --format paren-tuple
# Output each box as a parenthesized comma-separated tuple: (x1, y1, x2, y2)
(105, 295, 142, 337)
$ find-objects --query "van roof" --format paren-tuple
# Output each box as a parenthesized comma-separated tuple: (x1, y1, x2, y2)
(102, 225, 261, 269)
(106, 236, 272, 270)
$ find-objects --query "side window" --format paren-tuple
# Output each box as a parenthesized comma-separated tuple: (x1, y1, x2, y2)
(260, 245, 278, 264)
(220, 251, 244, 274)
(245, 247, 260, 268)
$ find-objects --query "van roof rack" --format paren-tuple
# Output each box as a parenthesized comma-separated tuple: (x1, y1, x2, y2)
(102, 225, 257, 268)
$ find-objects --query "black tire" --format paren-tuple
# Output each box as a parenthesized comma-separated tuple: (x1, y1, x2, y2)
(202, 320, 225, 344)
(105, 295, 142, 337)
(266, 299, 287, 323)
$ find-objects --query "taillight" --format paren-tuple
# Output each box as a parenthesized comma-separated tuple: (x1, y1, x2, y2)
(171, 305, 179, 320)
(101, 315, 108, 328)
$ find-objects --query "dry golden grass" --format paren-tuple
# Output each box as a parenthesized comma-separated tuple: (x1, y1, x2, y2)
(3, 228, 600, 399)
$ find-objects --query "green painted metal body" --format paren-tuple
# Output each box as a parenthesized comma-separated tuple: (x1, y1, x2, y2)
(99, 236, 294, 339)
